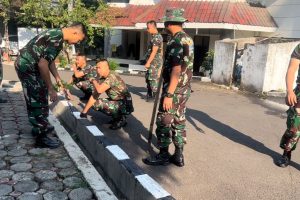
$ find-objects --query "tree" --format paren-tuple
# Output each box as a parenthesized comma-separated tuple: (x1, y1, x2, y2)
(19, 0, 112, 46)
(0, 0, 12, 49)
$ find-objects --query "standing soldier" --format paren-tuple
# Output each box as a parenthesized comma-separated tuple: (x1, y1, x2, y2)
(0, 34, 7, 103)
(277, 44, 300, 167)
(144, 20, 163, 102)
(143, 8, 194, 167)
(80, 59, 134, 130)
(14, 22, 86, 148)
(67, 54, 97, 100)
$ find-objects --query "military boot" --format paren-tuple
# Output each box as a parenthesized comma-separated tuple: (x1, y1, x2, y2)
(109, 115, 127, 130)
(170, 146, 185, 167)
(143, 147, 171, 166)
(35, 134, 61, 149)
(276, 150, 291, 168)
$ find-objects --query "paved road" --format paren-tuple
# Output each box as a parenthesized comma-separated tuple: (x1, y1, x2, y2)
(3, 64, 300, 200)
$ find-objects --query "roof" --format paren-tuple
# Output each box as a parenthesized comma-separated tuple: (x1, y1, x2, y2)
(97, 0, 277, 29)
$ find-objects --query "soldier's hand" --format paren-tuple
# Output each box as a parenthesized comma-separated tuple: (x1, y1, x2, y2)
(145, 63, 150, 69)
(163, 97, 173, 111)
(49, 88, 58, 102)
(80, 112, 87, 118)
(286, 90, 297, 106)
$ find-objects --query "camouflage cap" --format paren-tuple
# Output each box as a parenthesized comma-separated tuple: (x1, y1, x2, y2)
(161, 8, 187, 23)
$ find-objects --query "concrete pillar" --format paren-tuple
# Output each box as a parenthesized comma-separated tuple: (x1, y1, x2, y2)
(104, 28, 112, 58)
(139, 31, 145, 59)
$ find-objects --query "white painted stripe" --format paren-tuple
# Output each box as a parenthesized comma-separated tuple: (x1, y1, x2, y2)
(86, 126, 104, 136)
(136, 174, 170, 199)
(73, 112, 82, 119)
(61, 100, 73, 107)
(48, 111, 118, 200)
(106, 145, 130, 160)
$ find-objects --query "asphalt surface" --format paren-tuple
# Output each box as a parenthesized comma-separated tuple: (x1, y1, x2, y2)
(3, 64, 300, 200)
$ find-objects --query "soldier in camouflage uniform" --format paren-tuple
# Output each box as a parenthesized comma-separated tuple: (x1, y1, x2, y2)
(277, 44, 300, 167)
(67, 54, 97, 100)
(143, 8, 194, 167)
(80, 59, 134, 130)
(0, 34, 7, 103)
(144, 20, 163, 102)
(14, 23, 86, 149)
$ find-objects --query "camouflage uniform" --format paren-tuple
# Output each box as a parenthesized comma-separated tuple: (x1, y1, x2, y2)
(280, 44, 300, 151)
(92, 72, 133, 120)
(14, 29, 63, 135)
(72, 65, 97, 95)
(145, 33, 163, 94)
(156, 31, 194, 148)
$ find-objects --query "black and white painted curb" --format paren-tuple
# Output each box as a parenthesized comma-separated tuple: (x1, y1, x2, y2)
(50, 99, 176, 200)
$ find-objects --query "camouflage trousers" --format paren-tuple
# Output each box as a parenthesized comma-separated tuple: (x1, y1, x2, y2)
(156, 91, 191, 148)
(145, 62, 162, 94)
(15, 67, 50, 135)
(93, 98, 126, 119)
(280, 86, 300, 151)
(73, 77, 93, 95)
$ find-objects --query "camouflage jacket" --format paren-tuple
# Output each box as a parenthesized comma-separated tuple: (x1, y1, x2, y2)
(291, 44, 300, 83)
(16, 29, 63, 73)
(162, 31, 194, 94)
(145, 33, 163, 62)
(73, 64, 97, 83)
(98, 72, 130, 100)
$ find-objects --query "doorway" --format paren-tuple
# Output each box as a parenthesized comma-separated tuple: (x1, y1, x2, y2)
(193, 36, 209, 76)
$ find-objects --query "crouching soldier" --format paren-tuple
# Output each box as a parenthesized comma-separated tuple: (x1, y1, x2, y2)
(67, 54, 96, 100)
(80, 59, 134, 130)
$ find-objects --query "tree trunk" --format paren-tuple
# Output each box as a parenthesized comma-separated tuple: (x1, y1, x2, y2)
(4, 21, 10, 50)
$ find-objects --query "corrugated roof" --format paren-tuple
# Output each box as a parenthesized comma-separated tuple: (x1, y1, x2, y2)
(101, 0, 277, 28)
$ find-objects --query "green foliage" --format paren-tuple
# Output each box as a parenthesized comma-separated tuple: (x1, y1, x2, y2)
(108, 59, 119, 71)
(18, 0, 107, 46)
(58, 54, 68, 68)
(53, 80, 73, 92)
(202, 50, 214, 73)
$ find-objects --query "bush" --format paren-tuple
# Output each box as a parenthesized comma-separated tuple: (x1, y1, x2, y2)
(201, 50, 214, 76)
(58, 54, 68, 68)
(108, 59, 119, 71)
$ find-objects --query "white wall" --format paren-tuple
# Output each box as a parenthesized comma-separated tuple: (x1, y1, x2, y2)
(211, 41, 237, 85)
(262, 0, 300, 38)
(240, 41, 299, 92)
(262, 42, 299, 91)
(241, 44, 269, 92)
(17, 28, 40, 50)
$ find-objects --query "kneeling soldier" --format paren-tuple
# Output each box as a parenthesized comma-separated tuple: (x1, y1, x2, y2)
(80, 59, 134, 130)
(68, 54, 96, 100)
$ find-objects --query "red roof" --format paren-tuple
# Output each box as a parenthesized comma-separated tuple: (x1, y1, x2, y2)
(110, 0, 276, 28)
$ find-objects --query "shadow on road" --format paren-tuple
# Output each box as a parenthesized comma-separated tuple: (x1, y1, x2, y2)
(186, 108, 300, 170)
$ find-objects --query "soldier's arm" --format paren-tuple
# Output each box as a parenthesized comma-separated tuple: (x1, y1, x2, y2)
(145, 46, 159, 68)
(72, 64, 85, 78)
(92, 80, 110, 94)
(38, 58, 57, 102)
(49, 61, 62, 84)
(163, 65, 181, 111)
(81, 95, 96, 114)
(286, 58, 300, 106)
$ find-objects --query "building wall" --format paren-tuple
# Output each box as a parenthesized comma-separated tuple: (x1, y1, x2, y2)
(262, 0, 300, 38)
(211, 41, 237, 85)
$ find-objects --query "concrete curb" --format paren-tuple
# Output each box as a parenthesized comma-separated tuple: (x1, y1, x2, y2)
(50, 100, 175, 200)
(48, 111, 118, 200)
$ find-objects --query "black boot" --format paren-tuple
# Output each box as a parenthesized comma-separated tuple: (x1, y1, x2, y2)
(35, 134, 61, 149)
(143, 147, 171, 166)
(109, 116, 127, 130)
(276, 150, 291, 168)
(170, 146, 185, 167)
